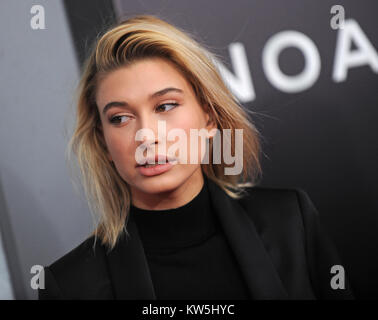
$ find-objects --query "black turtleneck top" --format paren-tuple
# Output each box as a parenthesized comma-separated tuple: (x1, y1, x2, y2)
(129, 177, 251, 300)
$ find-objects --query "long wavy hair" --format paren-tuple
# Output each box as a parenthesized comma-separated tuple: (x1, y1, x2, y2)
(66, 14, 263, 251)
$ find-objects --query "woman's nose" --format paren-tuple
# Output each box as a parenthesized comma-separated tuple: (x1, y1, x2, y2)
(138, 119, 155, 139)
(137, 114, 168, 141)
(135, 115, 162, 147)
(139, 112, 157, 132)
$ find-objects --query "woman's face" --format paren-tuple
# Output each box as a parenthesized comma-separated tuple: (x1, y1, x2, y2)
(95, 57, 216, 207)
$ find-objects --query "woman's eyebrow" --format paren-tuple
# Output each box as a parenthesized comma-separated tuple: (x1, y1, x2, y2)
(102, 87, 183, 115)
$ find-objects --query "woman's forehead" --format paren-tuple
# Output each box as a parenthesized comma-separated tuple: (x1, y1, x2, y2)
(96, 59, 192, 108)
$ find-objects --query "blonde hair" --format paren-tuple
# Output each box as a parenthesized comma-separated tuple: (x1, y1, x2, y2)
(66, 14, 263, 251)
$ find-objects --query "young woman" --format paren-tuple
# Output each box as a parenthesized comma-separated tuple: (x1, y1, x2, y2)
(39, 14, 354, 300)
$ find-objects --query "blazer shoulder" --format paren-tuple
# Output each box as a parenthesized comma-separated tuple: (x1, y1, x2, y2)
(48, 235, 99, 275)
(237, 185, 303, 218)
(237, 185, 324, 232)
(236, 185, 312, 250)
(239, 184, 302, 198)
(236, 185, 354, 299)
(41, 235, 112, 299)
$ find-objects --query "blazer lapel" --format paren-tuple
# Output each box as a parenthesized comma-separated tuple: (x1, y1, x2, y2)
(105, 216, 157, 300)
(207, 178, 289, 299)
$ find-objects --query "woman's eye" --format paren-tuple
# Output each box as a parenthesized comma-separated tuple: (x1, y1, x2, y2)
(156, 103, 179, 112)
(110, 115, 130, 124)
(109, 103, 178, 124)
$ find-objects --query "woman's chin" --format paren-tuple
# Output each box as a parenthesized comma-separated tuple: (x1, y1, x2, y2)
(135, 175, 182, 195)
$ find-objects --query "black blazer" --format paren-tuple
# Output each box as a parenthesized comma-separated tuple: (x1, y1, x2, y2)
(38, 179, 354, 300)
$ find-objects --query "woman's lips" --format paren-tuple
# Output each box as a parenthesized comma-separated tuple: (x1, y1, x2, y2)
(136, 160, 178, 177)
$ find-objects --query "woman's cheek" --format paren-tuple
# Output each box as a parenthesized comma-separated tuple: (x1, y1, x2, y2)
(106, 131, 135, 162)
